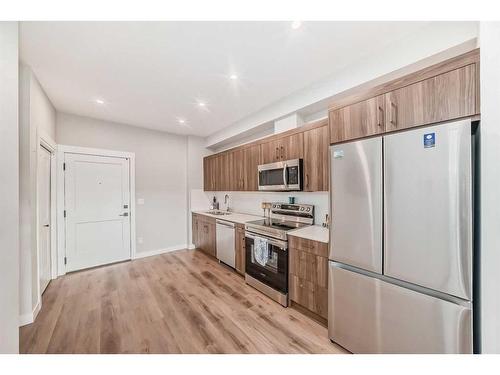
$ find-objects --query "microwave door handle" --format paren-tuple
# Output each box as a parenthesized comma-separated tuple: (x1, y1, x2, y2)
(283, 163, 288, 187)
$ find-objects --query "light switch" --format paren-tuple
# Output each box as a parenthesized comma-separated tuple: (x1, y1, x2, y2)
(137, 198, 145, 205)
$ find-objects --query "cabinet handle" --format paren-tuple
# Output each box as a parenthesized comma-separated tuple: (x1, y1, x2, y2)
(305, 173, 309, 188)
(390, 101, 397, 127)
(275, 147, 279, 160)
(280, 146, 284, 159)
(377, 106, 384, 127)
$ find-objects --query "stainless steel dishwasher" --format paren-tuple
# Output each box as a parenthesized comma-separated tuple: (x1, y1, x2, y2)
(216, 219, 235, 268)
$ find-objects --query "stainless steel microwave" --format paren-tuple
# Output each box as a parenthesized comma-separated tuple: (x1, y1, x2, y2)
(258, 159, 302, 191)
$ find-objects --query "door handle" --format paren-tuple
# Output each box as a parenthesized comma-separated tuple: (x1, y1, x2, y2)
(119, 212, 129, 217)
(377, 106, 384, 127)
(390, 101, 397, 127)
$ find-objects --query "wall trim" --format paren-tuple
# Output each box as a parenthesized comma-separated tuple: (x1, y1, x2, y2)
(132, 244, 188, 260)
(19, 299, 41, 327)
(188, 244, 196, 250)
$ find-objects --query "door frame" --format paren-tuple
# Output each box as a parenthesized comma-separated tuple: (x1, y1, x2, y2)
(56, 145, 136, 276)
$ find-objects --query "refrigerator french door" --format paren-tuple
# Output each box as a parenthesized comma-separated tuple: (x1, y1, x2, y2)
(329, 119, 474, 354)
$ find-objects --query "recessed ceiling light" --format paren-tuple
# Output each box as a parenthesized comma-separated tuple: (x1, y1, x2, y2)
(178, 118, 186, 124)
(198, 101, 206, 107)
(229, 74, 238, 80)
(95, 98, 105, 105)
(291, 21, 302, 30)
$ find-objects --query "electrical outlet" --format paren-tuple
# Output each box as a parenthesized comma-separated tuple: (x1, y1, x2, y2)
(137, 237, 143, 244)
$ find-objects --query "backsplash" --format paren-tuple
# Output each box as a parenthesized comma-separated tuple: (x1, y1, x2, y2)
(190, 189, 329, 226)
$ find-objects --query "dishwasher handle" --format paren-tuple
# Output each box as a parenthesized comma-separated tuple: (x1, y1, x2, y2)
(216, 219, 235, 228)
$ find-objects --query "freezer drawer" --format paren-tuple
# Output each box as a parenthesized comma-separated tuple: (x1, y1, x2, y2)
(328, 263, 472, 354)
(383, 120, 473, 300)
(330, 138, 383, 273)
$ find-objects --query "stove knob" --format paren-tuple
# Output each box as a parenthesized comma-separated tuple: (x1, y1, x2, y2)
(300, 207, 304, 211)
(272, 204, 276, 208)
(306, 208, 310, 212)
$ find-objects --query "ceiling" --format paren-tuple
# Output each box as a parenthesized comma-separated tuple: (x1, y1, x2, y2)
(20, 21, 433, 137)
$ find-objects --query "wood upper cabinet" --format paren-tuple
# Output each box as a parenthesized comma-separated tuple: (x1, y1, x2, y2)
(303, 125, 329, 192)
(261, 133, 304, 164)
(230, 149, 244, 191)
(280, 133, 304, 160)
(260, 139, 282, 164)
(329, 95, 385, 144)
(242, 144, 261, 191)
(203, 156, 217, 191)
(384, 65, 476, 132)
(216, 152, 231, 191)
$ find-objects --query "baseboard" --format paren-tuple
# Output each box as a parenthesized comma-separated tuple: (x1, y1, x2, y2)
(188, 244, 195, 250)
(19, 299, 41, 327)
(133, 244, 188, 259)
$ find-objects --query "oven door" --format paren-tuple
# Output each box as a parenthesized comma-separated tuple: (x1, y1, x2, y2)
(245, 232, 288, 293)
(258, 159, 302, 191)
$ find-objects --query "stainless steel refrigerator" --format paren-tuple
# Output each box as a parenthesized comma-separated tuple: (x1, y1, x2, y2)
(328, 119, 475, 354)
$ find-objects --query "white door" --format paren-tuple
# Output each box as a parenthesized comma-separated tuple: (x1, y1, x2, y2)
(38, 145, 52, 293)
(64, 153, 131, 272)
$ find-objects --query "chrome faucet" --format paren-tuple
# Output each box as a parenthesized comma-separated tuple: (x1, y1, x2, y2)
(224, 194, 230, 211)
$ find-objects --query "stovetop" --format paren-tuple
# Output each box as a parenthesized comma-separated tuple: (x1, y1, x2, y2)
(246, 218, 309, 231)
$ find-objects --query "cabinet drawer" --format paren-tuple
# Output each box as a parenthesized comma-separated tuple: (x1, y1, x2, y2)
(289, 248, 328, 288)
(288, 236, 328, 257)
(289, 275, 328, 319)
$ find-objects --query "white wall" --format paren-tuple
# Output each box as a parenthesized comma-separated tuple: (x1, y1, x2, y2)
(18, 65, 56, 325)
(56, 112, 189, 256)
(479, 21, 500, 354)
(0, 21, 19, 353)
(206, 21, 479, 148)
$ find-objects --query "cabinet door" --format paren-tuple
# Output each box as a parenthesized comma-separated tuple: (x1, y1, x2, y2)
(281, 133, 304, 160)
(303, 125, 329, 191)
(329, 95, 385, 143)
(385, 65, 476, 132)
(192, 214, 199, 248)
(243, 144, 261, 191)
(235, 225, 246, 275)
(260, 139, 281, 164)
(203, 156, 217, 191)
(231, 149, 244, 191)
(216, 153, 231, 191)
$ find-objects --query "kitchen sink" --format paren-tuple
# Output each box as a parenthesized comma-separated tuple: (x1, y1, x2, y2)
(205, 210, 231, 216)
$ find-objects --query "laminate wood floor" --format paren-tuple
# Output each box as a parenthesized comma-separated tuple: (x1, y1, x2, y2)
(20, 249, 346, 354)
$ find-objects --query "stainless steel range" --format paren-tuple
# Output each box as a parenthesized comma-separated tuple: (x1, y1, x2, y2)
(244, 203, 314, 306)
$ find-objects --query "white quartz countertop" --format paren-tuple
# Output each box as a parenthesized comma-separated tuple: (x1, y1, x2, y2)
(289, 225, 330, 243)
(192, 210, 263, 225)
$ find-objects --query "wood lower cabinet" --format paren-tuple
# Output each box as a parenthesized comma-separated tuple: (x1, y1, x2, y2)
(329, 95, 385, 144)
(235, 224, 246, 275)
(303, 125, 329, 191)
(288, 235, 329, 321)
(192, 213, 216, 258)
(385, 64, 476, 132)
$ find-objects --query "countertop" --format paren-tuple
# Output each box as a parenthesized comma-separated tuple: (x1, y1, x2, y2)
(289, 225, 330, 244)
(192, 210, 263, 225)
(193, 210, 330, 243)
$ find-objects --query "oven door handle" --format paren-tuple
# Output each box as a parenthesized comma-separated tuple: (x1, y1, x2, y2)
(245, 232, 288, 250)
(283, 163, 288, 187)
